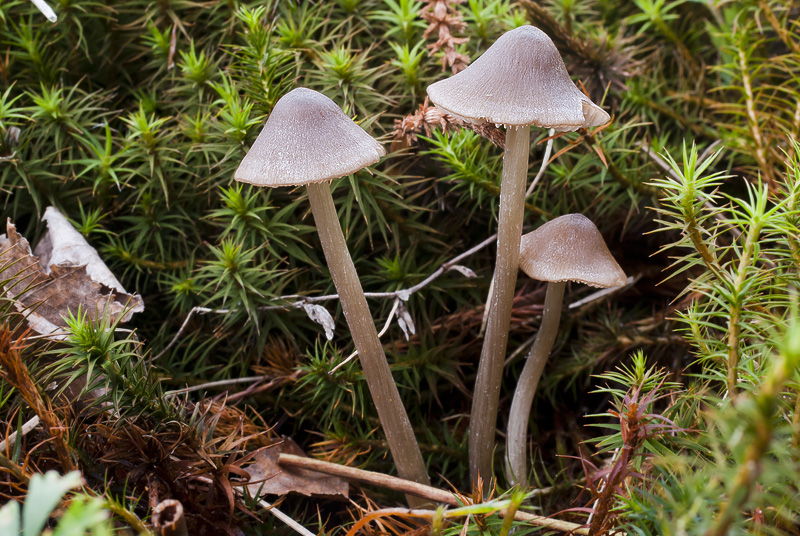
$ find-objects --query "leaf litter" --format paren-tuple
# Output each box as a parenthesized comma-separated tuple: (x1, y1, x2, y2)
(0, 207, 144, 337)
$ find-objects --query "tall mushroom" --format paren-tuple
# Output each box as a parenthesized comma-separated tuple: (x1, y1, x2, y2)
(426, 24, 610, 485)
(506, 213, 626, 487)
(235, 88, 431, 498)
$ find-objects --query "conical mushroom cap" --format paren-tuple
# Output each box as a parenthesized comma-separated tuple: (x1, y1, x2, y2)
(235, 88, 386, 188)
(519, 214, 626, 288)
(426, 25, 609, 131)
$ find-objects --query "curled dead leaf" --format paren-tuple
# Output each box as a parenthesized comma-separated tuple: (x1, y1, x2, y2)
(0, 207, 144, 337)
(246, 437, 348, 499)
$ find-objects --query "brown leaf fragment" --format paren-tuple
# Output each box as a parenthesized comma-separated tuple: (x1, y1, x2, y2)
(391, 98, 505, 152)
(246, 437, 349, 499)
(420, 0, 470, 73)
(0, 207, 144, 337)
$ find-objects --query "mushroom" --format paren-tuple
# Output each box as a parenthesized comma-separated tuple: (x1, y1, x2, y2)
(505, 213, 626, 488)
(426, 25, 610, 485)
(235, 88, 431, 497)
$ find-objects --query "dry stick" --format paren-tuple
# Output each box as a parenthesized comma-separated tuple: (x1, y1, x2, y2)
(585, 447, 620, 529)
(278, 454, 587, 534)
(568, 275, 636, 310)
(155, 233, 499, 361)
(252, 497, 315, 536)
(280, 453, 456, 504)
(0, 415, 40, 452)
(163, 376, 272, 398)
(344, 506, 589, 536)
(330, 297, 401, 374)
(524, 129, 556, 198)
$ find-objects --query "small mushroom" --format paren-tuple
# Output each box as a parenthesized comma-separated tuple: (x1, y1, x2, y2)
(426, 25, 610, 485)
(505, 214, 626, 488)
(235, 88, 431, 498)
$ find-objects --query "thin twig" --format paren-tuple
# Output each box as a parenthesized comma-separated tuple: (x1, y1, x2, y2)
(280, 453, 460, 505)
(344, 504, 588, 536)
(330, 298, 401, 374)
(156, 234, 498, 359)
(164, 376, 273, 398)
(525, 129, 556, 197)
(193, 474, 315, 536)
(278, 454, 586, 533)
(503, 334, 535, 367)
(478, 274, 494, 338)
(253, 497, 315, 536)
(568, 275, 637, 309)
(0, 415, 40, 452)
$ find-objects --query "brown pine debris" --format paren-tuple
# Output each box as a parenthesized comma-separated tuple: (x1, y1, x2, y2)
(0, 327, 76, 472)
(420, 0, 471, 73)
(391, 98, 505, 152)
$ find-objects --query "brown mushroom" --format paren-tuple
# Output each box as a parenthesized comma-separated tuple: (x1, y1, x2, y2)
(426, 25, 610, 485)
(506, 214, 626, 487)
(235, 88, 430, 500)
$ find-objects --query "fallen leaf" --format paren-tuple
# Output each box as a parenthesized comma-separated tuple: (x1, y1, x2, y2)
(0, 208, 144, 337)
(246, 437, 348, 499)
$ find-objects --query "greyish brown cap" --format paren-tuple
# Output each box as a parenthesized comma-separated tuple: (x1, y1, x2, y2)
(234, 87, 386, 188)
(426, 25, 609, 131)
(519, 213, 626, 288)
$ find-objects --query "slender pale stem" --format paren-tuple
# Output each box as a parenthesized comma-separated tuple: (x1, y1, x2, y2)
(505, 281, 565, 488)
(469, 125, 531, 488)
(306, 181, 430, 505)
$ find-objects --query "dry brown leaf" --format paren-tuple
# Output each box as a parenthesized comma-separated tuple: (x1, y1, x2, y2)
(391, 98, 505, 152)
(0, 207, 144, 336)
(246, 437, 349, 499)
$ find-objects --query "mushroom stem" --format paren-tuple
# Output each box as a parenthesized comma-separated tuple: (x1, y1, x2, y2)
(505, 281, 565, 488)
(306, 181, 431, 504)
(469, 125, 531, 488)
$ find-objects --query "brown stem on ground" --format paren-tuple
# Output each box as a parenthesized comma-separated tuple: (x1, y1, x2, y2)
(279, 453, 589, 535)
